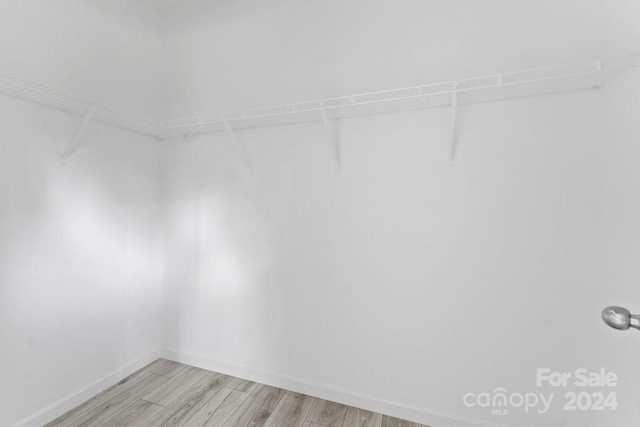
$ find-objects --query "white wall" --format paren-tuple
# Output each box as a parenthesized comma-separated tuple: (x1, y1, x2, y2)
(0, 2, 165, 426)
(159, 1, 640, 426)
(0, 0, 167, 119)
(2, 1, 640, 426)
(162, 0, 639, 117)
(0, 96, 164, 427)
(160, 70, 640, 427)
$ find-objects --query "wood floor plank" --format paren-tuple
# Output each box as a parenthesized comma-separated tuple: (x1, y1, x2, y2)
(46, 373, 167, 427)
(150, 359, 188, 378)
(79, 374, 169, 427)
(143, 371, 231, 426)
(118, 359, 166, 382)
(179, 388, 231, 426)
(226, 377, 259, 394)
(183, 388, 250, 427)
(380, 415, 422, 427)
(45, 376, 140, 426)
(143, 365, 208, 406)
(262, 391, 316, 427)
(342, 407, 383, 427)
(57, 373, 167, 427)
(99, 399, 164, 427)
(305, 398, 348, 427)
(47, 360, 427, 427)
(221, 383, 286, 427)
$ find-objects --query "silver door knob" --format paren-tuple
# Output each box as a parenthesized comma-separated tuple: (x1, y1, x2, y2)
(602, 306, 640, 331)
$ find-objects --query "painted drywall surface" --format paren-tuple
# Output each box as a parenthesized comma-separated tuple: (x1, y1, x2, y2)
(162, 0, 640, 118)
(159, 70, 640, 426)
(0, 95, 163, 426)
(0, 3, 166, 425)
(0, 0, 167, 119)
(160, 1, 640, 425)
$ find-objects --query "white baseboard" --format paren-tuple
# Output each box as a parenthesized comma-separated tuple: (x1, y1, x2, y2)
(161, 348, 505, 427)
(10, 348, 162, 427)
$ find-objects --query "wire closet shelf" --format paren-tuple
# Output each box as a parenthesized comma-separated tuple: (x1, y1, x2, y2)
(0, 71, 165, 137)
(160, 55, 640, 137)
(0, 55, 638, 140)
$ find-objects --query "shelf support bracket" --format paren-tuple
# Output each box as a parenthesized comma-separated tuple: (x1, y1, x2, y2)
(222, 119, 254, 174)
(181, 132, 193, 143)
(449, 84, 459, 163)
(320, 109, 341, 170)
(62, 105, 95, 162)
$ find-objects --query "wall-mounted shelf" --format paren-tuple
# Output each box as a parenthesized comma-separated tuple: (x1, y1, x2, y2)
(160, 56, 640, 136)
(0, 70, 168, 138)
(1, 55, 639, 163)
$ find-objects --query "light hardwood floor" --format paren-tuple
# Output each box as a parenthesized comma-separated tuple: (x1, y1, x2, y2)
(45, 359, 428, 427)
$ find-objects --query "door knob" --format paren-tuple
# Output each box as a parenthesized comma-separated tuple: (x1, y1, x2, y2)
(602, 306, 640, 331)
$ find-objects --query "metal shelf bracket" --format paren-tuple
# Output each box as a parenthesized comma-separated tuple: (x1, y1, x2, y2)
(62, 105, 95, 162)
(222, 119, 254, 174)
(181, 132, 193, 143)
(320, 109, 342, 171)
